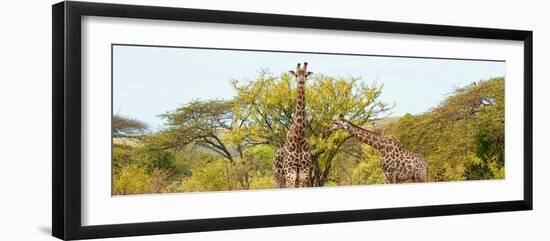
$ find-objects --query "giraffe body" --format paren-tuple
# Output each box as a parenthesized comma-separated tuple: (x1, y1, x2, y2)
(380, 147, 427, 183)
(327, 118, 427, 184)
(273, 63, 313, 188)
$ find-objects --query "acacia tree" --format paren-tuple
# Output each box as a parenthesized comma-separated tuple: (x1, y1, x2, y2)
(147, 100, 239, 161)
(389, 78, 505, 181)
(231, 72, 391, 186)
(112, 114, 148, 137)
(147, 100, 265, 190)
(147, 71, 391, 188)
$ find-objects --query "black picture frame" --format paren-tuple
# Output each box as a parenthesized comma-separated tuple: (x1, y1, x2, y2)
(52, 1, 533, 240)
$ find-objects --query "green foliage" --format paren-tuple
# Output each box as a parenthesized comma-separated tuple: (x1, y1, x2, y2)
(145, 151, 176, 173)
(231, 72, 391, 186)
(171, 148, 218, 178)
(112, 144, 136, 173)
(243, 145, 275, 175)
(113, 165, 152, 195)
(466, 118, 505, 179)
(358, 147, 386, 184)
(249, 175, 275, 189)
(160, 146, 277, 193)
(178, 159, 231, 192)
(111, 70, 505, 195)
(147, 100, 239, 161)
(112, 114, 148, 137)
(112, 164, 170, 195)
(330, 143, 385, 185)
(388, 78, 505, 181)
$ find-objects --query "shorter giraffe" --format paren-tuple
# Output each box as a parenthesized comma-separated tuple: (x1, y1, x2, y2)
(326, 116, 428, 183)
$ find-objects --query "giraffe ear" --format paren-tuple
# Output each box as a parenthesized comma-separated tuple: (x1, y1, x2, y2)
(289, 70, 296, 76)
(306, 71, 313, 77)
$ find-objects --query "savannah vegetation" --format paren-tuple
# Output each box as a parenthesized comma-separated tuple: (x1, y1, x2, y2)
(112, 71, 505, 195)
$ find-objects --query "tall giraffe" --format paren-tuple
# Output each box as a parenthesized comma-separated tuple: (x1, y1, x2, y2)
(273, 62, 313, 188)
(326, 116, 428, 183)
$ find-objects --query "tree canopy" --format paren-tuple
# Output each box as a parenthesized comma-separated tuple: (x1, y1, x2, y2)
(230, 72, 391, 186)
(387, 77, 505, 181)
(111, 70, 505, 195)
(112, 114, 148, 137)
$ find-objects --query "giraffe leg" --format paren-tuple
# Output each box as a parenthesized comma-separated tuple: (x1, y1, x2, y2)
(384, 172, 391, 184)
(285, 172, 297, 188)
(384, 169, 398, 184)
(273, 150, 287, 188)
(275, 173, 286, 188)
(301, 171, 313, 187)
(272, 167, 282, 188)
(384, 173, 397, 184)
(414, 169, 428, 182)
(412, 162, 428, 182)
(296, 167, 310, 188)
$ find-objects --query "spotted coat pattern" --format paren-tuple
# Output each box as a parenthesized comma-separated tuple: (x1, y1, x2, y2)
(273, 63, 313, 188)
(327, 118, 428, 183)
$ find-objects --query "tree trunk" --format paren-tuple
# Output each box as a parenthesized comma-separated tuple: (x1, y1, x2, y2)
(311, 155, 327, 187)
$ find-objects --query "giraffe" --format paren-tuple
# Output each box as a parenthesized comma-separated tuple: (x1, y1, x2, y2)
(326, 116, 428, 184)
(273, 62, 313, 188)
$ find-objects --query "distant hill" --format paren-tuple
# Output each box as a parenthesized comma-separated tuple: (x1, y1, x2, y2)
(375, 116, 400, 128)
(113, 137, 141, 147)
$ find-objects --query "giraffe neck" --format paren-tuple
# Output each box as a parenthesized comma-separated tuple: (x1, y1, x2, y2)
(342, 121, 392, 154)
(288, 77, 307, 142)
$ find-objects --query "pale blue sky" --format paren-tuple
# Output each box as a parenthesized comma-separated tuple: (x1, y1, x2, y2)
(112, 45, 505, 130)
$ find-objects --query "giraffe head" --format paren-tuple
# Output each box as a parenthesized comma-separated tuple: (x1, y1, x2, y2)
(325, 114, 348, 133)
(289, 62, 313, 84)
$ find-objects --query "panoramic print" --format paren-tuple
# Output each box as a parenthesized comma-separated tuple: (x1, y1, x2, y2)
(111, 45, 505, 195)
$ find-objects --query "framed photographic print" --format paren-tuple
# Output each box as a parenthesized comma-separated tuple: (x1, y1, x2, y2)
(52, 1, 533, 240)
